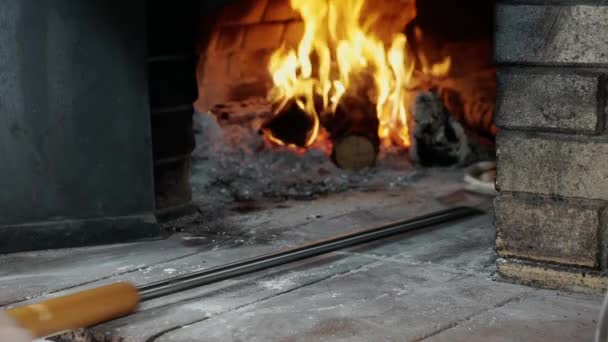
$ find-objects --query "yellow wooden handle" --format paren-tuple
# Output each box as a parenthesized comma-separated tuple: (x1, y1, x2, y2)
(4, 282, 139, 338)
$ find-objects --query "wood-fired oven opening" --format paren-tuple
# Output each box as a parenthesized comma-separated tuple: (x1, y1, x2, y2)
(184, 0, 498, 224)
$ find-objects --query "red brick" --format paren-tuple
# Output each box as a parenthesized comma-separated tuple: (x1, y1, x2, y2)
(196, 82, 232, 111)
(197, 80, 272, 110)
(365, 0, 415, 23)
(213, 26, 245, 52)
(218, 0, 269, 25)
(283, 21, 304, 47)
(200, 53, 230, 83)
(264, 0, 299, 21)
(229, 80, 271, 101)
(243, 23, 285, 49)
(228, 49, 274, 80)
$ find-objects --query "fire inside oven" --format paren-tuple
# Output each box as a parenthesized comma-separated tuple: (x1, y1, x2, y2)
(189, 0, 495, 215)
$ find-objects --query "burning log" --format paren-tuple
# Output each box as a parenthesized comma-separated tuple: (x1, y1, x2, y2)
(260, 99, 316, 148)
(261, 90, 380, 170)
(332, 135, 378, 170)
(410, 91, 494, 167)
(326, 94, 380, 170)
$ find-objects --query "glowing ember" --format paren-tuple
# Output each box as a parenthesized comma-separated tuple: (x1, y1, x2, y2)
(264, 0, 450, 150)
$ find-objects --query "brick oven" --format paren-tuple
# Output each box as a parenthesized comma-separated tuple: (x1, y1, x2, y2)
(0, 0, 606, 294)
(494, 1, 608, 289)
(3, 1, 608, 340)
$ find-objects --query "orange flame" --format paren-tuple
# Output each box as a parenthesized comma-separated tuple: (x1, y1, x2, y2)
(267, 0, 450, 150)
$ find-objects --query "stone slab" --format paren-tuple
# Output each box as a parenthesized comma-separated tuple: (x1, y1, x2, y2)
(0, 235, 224, 307)
(47, 210, 488, 341)
(1, 185, 474, 308)
(194, 187, 453, 242)
(16, 239, 282, 307)
(6, 207, 603, 342)
(345, 213, 496, 274)
(425, 289, 600, 342)
(83, 214, 496, 341)
(496, 131, 608, 201)
(62, 252, 378, 342)
(495, 4, 608, 65)
(495, 69, 603, 134)
(155, 261, 532, 342)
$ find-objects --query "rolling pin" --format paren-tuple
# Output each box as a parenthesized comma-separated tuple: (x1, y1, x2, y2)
(4, 282, 139, 338)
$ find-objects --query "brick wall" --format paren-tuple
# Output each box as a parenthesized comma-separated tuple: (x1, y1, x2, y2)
(195, 0, 298, 111)
(493, 0, 608, 290)
(195, 0, 415, 111)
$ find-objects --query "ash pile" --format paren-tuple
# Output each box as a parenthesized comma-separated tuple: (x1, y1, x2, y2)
(192, 98, 420, 206)
(191, 94, 494, 208)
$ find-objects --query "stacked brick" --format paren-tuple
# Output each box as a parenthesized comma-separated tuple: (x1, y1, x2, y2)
(493, 1, 608, 289)
(195, 0, 301, 111)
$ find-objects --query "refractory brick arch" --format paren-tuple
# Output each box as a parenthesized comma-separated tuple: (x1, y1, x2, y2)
(196, 0, 294, 111)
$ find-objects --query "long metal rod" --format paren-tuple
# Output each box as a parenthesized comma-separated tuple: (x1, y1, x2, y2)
(138, 206, 481, 301)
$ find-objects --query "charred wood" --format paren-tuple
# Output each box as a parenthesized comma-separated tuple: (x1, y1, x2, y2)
(260, 99, 315, 148)
(326, 94, 380, 170)
(410, 91, 493, 167)
(332, 135, 378, 170)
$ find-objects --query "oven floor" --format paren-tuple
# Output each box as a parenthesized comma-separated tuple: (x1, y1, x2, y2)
(0, 181, 602, 341)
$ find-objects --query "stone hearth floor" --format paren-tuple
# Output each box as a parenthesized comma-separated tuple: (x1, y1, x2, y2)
(0, 177, 602, 341)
